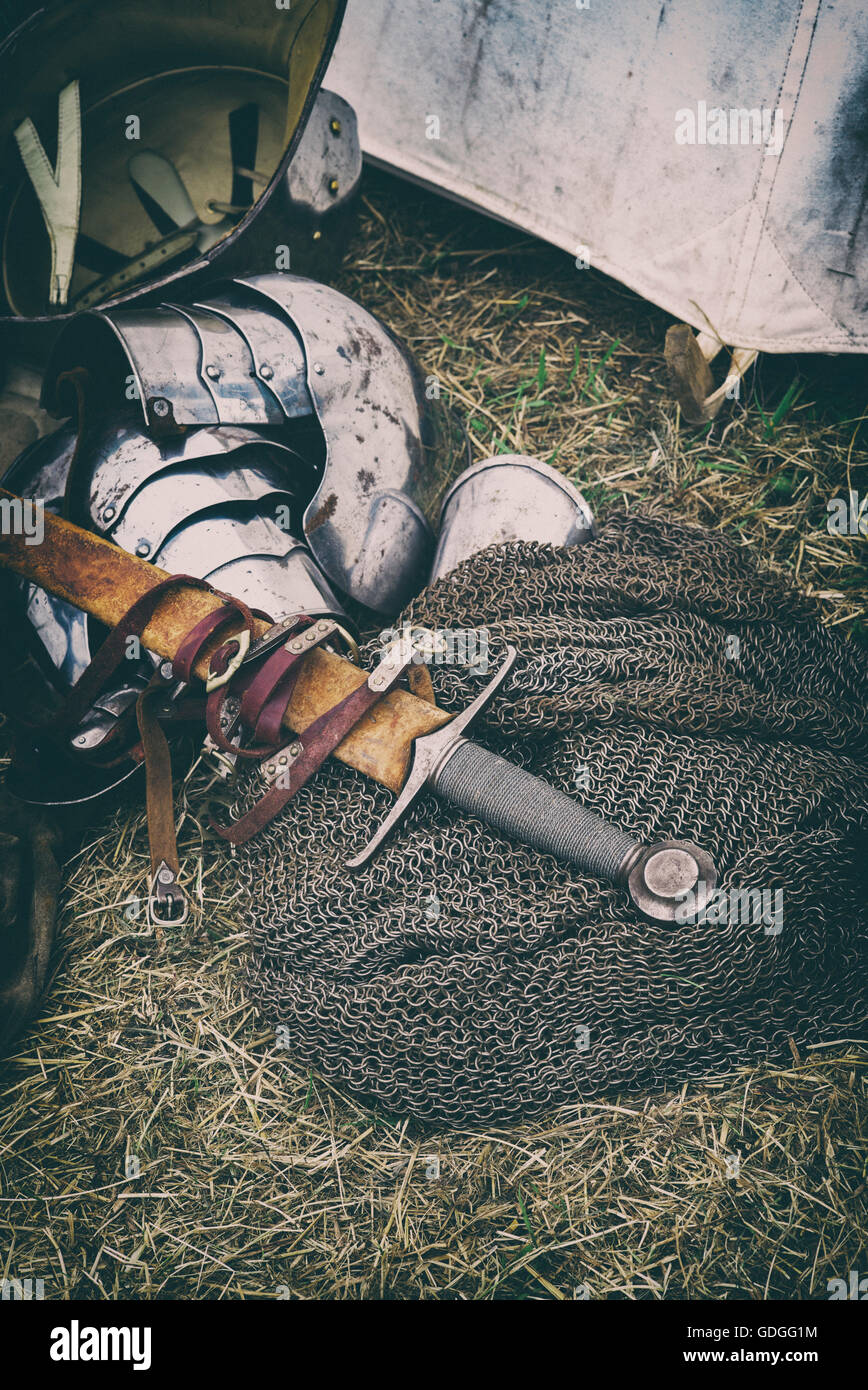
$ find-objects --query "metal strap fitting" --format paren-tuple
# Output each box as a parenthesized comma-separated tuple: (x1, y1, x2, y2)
(284, 622, 336, 657)
(201, 695, 242, 778)
(286, 618, 359, 666)
(244, 613, 312, 665)
(147, 860, 189, 926)
(244, 617, 360, 669)
(367, 634, 419, 691)
(205, 628, 251, 693)
(260, 741, 304, 789)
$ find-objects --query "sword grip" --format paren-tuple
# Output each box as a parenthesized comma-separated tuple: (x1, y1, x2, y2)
(430, 739, 639, 882)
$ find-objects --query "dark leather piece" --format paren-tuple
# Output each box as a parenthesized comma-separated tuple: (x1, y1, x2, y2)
(58, 573, 216, 731)
(0, 788, 62, 1053)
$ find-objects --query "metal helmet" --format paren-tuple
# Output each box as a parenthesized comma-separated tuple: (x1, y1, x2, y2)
(0, 0, 354, 353)
(430, 455, 597, 582)
(42, 273, 469, 612)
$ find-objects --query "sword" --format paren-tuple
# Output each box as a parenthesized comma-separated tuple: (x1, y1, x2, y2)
(0, 489, 716, 922)
(348, 641, 716, 922)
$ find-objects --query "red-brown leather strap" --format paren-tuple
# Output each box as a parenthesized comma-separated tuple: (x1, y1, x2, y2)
(58, 574, 217, 732)
(213, 639, 417, 845)
(240, 620, 340, 746)
(203, 617, 337, 759)
(135, 670, 186, 926)
(204, 645, 304, 761)
(172, 601, 249, 683)
(239, 642, 305, 741)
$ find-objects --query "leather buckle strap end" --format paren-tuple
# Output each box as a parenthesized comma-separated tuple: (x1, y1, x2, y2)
(147, 860, 188, 927)
(205, 628, 250, 692)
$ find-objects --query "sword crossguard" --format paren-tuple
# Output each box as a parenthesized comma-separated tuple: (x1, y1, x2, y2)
(346, 645, 518, 870)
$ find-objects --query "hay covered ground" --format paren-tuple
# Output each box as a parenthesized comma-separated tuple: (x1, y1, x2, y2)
(1, 169, 866, 1301)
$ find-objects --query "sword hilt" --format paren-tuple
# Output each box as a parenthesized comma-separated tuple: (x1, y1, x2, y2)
(430, 737, 637, 880)
(347, 646, 717, 921)
(430, 738, 717, 922)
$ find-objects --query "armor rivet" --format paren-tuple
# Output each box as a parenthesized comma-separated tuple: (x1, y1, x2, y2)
(312, 229, 322, 241)
(330, 118, 342, 136)
(278, 755, 288, 766)
(313, 361, 325, 376)
(75, 734, 88, 745)
(328, 177, 339, 195)
(136, 542, 151, 557)
(289, 743, 301, 756)
(159, 661, 174, 681)
(290, 640, 303, 652)
(152, 399, 169, 418)
(259, 364, 274, 380)
(265, 764, 275, 776)
(157, 868, 174, 885)
(205, 364, 221, 381)
(103, 505, 116, 521)
(317, 620, 331, 631)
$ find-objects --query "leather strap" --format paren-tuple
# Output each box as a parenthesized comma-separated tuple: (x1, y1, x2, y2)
(136, 670, 186, 926)
(239, 619, 338, 746)
(58, 574, 217, 733)
(203, 617, 337, 759)
(14, 79, 82, 307)
(171, 594, 261, 684)
(213, 638, 418, 845)
(130, 594, 261, 926)
(55, 579, 258, 927)
(43, 574, 376, 908)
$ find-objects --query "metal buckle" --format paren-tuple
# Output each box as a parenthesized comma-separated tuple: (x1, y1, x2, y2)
(331, 622, 361, 666)
(147, 861, 189, 926)
(201, 734, 241, 780)
(205, 628, 251, 693)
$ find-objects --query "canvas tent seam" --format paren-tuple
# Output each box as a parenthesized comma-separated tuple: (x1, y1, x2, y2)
(727, 0, 823, 332)
(647, 198, 755, 268)
(760, 222, 848, 334)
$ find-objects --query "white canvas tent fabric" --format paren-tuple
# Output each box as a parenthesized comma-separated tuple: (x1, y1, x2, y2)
(326, 0, 867, 356)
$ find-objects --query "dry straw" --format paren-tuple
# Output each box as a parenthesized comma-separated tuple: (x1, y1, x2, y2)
(1, 170, 865, 1300)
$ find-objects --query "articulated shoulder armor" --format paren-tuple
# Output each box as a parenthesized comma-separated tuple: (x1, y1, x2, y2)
(6, 271, 466, 803)
(43, 273, 463, 612)
(236, 275, 440, 614)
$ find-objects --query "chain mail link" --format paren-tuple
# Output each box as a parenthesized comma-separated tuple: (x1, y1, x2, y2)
(229, 512, 868, 1125)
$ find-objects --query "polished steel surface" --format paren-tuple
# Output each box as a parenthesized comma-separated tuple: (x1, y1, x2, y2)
(238, 273, 440, 613)
(107, 462, 302, 559)
(195, 294, 313, 421)
(431, 455, 596, 582)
